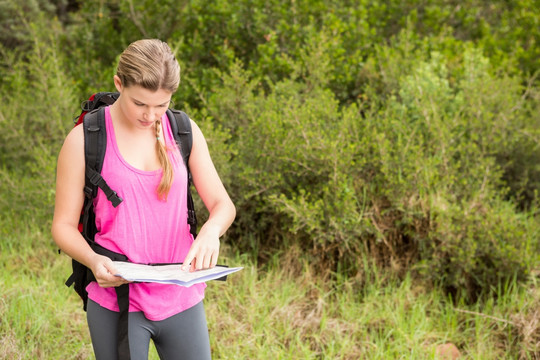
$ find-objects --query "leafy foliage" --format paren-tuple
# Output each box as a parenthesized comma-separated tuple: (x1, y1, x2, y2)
(1, 0, 539, 301)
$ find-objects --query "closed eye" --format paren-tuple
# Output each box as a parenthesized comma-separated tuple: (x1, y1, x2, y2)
(132, 99, 169, 107)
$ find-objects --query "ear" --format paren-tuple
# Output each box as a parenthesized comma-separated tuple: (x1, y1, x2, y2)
(113, 75, 123, 93)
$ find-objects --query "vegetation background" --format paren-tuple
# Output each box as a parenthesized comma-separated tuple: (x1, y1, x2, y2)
(1, 0, 539, 358)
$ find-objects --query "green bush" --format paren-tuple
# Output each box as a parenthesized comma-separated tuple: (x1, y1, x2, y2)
(356, 42, 539, 298)
(201, 29, 540, 299)
(0, 1, 58, 49)
(1, 0, 539, 301)
(0, 14, 75, 222)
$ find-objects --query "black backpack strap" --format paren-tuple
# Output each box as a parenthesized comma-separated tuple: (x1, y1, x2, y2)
(86, 166, 123, 207)
(83, 107, 129, 358)
(167, 109, 193, 166)
(115, 284, 131, 359)
(167, 109, 198, 238)
(90, 242, 131, 359)
(83, 108, 123, 208)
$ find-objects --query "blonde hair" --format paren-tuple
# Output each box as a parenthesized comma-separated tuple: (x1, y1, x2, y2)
(117, 39, 180, 200)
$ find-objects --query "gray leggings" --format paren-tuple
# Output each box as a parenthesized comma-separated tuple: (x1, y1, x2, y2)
(87, 299, 211, 360)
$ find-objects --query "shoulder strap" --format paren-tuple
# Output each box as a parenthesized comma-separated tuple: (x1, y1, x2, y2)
(167, 109, 198, 238)
(167, 109, 193, 166)
(83, 108, 123, 213)
(81, 108, 130, 359)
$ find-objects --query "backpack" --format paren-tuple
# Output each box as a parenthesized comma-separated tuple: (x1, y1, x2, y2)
(64, 92, 199, 359)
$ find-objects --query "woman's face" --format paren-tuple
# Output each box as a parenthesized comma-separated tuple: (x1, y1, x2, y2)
(114, 75, 172, 130)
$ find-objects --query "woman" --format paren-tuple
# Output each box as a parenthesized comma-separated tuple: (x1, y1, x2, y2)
(51, 39, 236, 359)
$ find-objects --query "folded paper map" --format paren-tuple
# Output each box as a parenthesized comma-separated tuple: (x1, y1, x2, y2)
(113, 262, 243, 287)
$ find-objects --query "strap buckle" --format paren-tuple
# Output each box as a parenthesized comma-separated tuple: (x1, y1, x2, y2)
(108, 191, 123, 207)
(83, 185, 93, 198)
(88, 170, 102, 186)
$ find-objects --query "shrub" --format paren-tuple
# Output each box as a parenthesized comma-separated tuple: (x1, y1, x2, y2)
(203, 30, 540, 299)
(0, 14, 75, 222)
(360, 43, 540, 298)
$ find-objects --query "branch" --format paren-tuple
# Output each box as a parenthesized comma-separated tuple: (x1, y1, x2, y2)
(127, 0, 148, 37)
(454, 308, 515, 326)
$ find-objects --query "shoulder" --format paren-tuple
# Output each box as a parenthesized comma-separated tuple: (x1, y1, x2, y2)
(190, 118, 201, 135)
(64, 123, 84, 146)
(58, 124, 84, 165)
(189, 118, 206, 142)
(189, 118, 211, 157)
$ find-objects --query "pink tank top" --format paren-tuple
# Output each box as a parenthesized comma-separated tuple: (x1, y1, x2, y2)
(86, 106, 205, 321)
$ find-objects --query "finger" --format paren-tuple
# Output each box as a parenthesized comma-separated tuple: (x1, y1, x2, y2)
(210, 250, 218, 268)
(107, 274, 130, 287)
(194, 253, 204, 270)
(202, 252, 211, 269)
(98, 263, 125, 286)
(95, 266, 112, 282)
(182, 247, 197, 271)
(97, 272, 118, 287)
(192, 255, 202, 270)
(104, 262, 119, 277)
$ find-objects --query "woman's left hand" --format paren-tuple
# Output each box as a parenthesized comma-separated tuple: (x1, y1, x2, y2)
(181, 225, 220, 271)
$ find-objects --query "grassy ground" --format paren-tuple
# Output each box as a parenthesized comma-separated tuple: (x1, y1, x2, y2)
(1, 219, 539, 359)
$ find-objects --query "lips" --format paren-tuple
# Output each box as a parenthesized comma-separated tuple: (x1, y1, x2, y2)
(139, 120, 154, 127)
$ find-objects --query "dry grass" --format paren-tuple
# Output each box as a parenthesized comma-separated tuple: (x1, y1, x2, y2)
(509, 285, 540, 359)
(1, 230, 538, 359)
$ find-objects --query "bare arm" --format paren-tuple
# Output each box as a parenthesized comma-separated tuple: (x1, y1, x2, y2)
(182, 120, 236, 271)
(51, 125, 126, 287)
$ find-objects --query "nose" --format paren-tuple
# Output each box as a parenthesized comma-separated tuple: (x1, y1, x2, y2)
(143, 108, 158, 121)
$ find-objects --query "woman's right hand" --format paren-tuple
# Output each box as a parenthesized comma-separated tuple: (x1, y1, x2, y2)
(89, 254, 130, 288)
